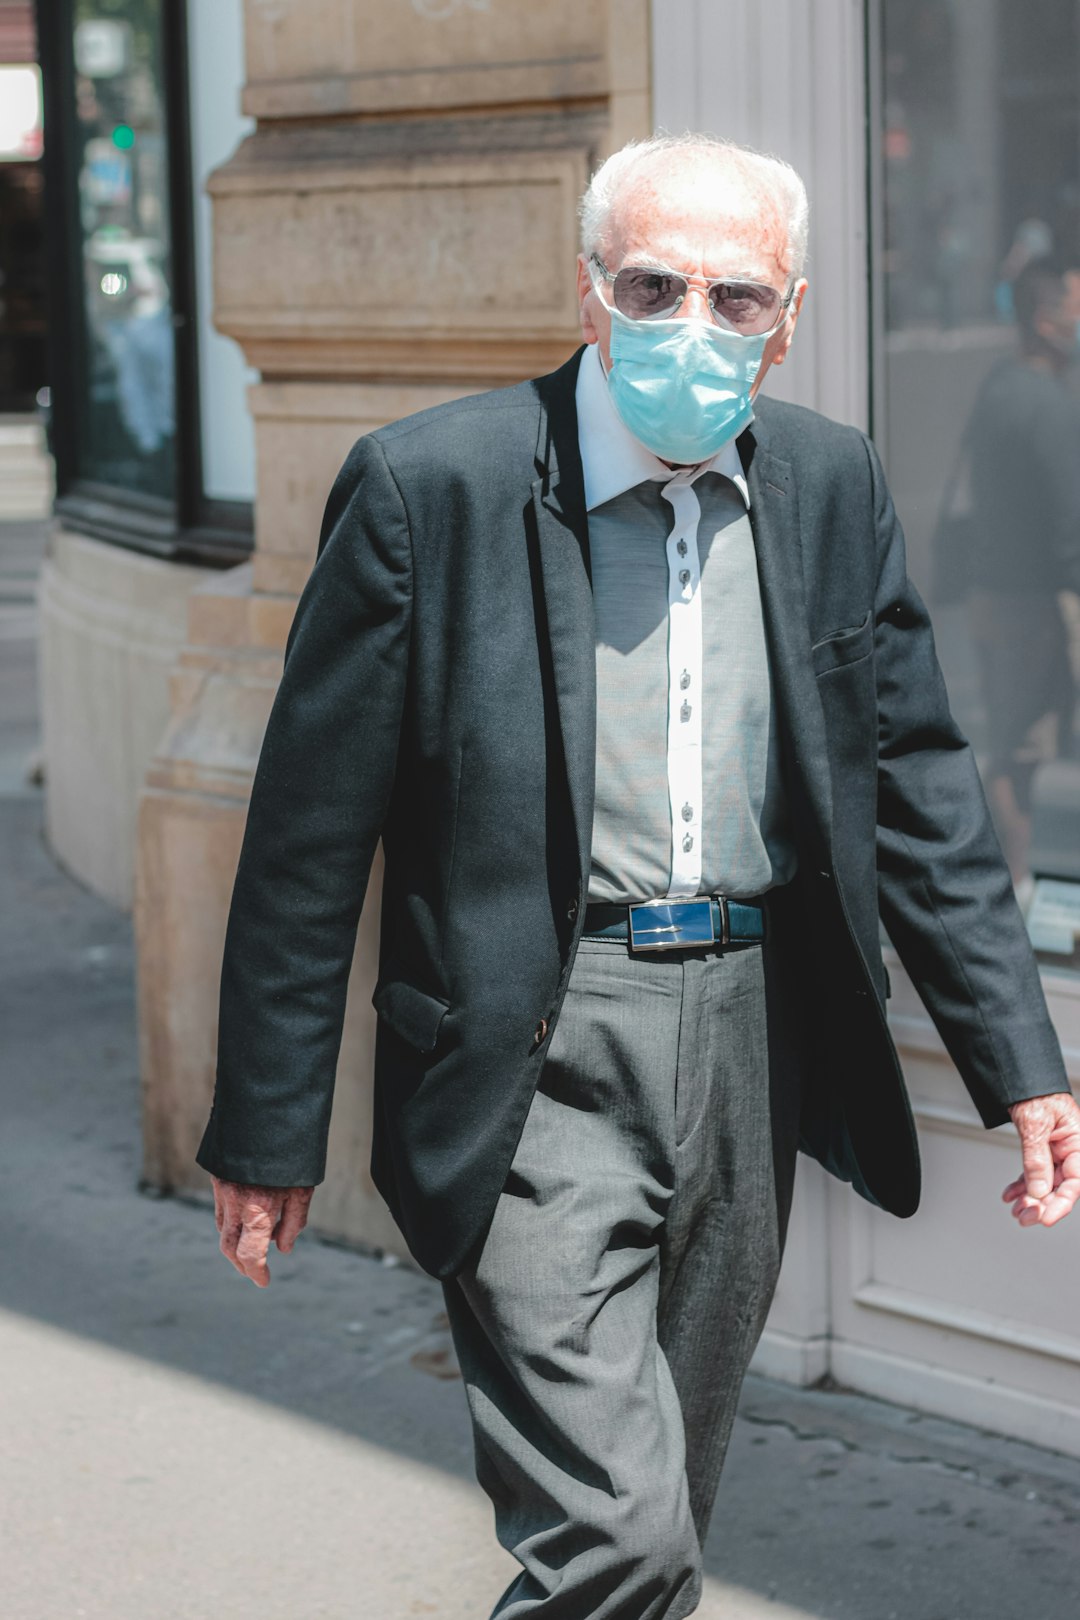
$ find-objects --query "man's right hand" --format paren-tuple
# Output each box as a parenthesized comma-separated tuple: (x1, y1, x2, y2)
(211, 1177, 314, 1287)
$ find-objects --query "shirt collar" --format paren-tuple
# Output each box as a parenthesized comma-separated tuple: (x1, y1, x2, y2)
(574, 341, 751, 514)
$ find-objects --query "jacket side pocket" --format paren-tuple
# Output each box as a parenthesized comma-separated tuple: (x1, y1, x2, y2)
(372, 977, 450, 1054)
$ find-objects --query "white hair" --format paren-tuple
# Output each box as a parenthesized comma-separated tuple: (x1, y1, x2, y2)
(579, 132, 810, 285)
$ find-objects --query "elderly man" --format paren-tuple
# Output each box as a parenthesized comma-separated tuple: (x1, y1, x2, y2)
(198, 135, 1080, 1619)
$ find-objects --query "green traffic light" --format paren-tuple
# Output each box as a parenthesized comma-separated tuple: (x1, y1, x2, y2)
(111, 123, 135, 150)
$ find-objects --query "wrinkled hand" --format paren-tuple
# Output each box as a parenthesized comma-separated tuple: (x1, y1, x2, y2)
(212, 1178, 314, 1286)
(1003, 1093, 1080, 1228)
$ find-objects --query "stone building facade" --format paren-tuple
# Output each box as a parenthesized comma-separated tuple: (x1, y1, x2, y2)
(133, 0, 650, 1257)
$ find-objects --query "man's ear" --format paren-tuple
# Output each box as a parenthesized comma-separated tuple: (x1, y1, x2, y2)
(576, 253, 591, 303)
(579, 252, 605, 345)
(577, 254, 601, 345)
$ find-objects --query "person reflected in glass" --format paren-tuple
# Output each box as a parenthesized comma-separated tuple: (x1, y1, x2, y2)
(994, 219, 1055, 323)
(964, 257, 1080, 899)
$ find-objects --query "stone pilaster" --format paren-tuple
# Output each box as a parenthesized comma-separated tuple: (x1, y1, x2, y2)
(135, 0, 651, 1253)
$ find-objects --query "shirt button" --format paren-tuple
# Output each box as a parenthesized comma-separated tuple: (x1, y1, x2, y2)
(683, 834, 694, 852)
(679, 568, 691, 587)
(677, 538, 688, 557)
(680, 701, 691, 722)
(682, 802, 693, 822)
(680, 670, 691, 690)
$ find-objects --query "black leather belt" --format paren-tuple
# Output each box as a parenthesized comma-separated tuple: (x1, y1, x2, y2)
(582, 895, 768, 952)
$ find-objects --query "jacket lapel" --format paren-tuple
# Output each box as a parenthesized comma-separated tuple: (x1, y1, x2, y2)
(741, 428, 835, 855)
(530, 353, 597, 887)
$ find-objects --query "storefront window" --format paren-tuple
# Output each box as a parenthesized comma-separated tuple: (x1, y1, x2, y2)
(0, 61, 46, 411)
(39, 0, 251, 559)
(873, 0, 1080, 965)
(70, 1, 175, 500)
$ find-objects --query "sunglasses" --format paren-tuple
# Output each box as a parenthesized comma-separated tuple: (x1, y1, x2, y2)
(590, 253, 794, 335)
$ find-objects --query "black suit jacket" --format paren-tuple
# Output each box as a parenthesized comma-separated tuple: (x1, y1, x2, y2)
(196, 348, 1068, 1279)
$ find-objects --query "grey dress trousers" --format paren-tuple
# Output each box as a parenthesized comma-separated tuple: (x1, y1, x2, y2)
(442, 887, 808, 1619)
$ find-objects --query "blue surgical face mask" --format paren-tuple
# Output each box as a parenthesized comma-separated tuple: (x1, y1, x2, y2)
(604, 303, 769, 464)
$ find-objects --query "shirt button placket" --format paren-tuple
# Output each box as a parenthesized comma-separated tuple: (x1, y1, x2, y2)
(661, 476, 704, 901)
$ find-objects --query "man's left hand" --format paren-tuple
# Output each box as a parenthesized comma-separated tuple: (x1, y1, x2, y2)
(1004, 1092, 1080, 1227)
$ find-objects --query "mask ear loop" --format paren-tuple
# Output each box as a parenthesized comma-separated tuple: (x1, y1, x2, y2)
(585, 260, 615, 379)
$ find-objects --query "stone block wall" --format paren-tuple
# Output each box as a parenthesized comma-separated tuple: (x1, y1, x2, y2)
(136, 0, 651, 1254)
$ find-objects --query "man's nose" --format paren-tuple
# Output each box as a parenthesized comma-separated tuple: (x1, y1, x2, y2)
(678, 284, 713, 320)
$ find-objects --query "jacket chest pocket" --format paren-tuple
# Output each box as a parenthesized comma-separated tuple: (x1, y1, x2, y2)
(810, 609, 874, 677)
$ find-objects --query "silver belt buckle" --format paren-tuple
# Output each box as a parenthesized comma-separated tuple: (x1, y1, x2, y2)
(628, 898, 719, 952)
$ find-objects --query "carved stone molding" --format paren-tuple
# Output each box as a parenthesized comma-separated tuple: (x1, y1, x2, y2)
(242, 0, 609, 119)
(211, 137, 592, 381)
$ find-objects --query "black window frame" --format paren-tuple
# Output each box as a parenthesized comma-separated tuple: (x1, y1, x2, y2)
(37, 0, 252, 567)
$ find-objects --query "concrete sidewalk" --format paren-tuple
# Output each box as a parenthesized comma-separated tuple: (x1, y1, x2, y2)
(2, 518, 1080, 1620)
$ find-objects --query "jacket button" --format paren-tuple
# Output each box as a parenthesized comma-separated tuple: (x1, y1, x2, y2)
(566, 897, 579, 921)
(534, 1017, 549, 1048)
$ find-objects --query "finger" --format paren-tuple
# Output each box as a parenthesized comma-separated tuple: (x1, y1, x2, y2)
(1002, 1176, 1027, 1203)
(275, 1189, 312, 1253)
(1019, 1132, 1055, 1201)
(1038, 1177, 1080, 1226)
(235, 1205, 277, 1287)
(1036, 1192, 1080, 1224)
(1047, 1144, 1080, 1176)
(1019, 1139, 1077, 1220)
(219, 1213, 247, 1274)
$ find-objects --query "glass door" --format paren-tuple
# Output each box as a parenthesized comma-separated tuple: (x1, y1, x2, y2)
(872, 0, 1080, 963)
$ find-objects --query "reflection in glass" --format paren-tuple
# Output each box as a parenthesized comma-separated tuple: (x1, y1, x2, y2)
(877, 0, 1080, 962)
(70, 2, 175, 499)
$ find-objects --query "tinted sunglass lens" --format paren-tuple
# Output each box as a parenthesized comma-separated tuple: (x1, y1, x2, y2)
(709, 281, 782, 332)
(613, 268, 687, 319)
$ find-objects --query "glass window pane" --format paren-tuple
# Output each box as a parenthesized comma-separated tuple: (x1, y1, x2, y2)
(71, 1, 175, 500)
(876, 0, 1080, 965)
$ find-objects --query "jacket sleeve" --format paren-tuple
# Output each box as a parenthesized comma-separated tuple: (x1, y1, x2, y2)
(196, 433, 412, 1187)
(867, 433, 1070, 1126)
